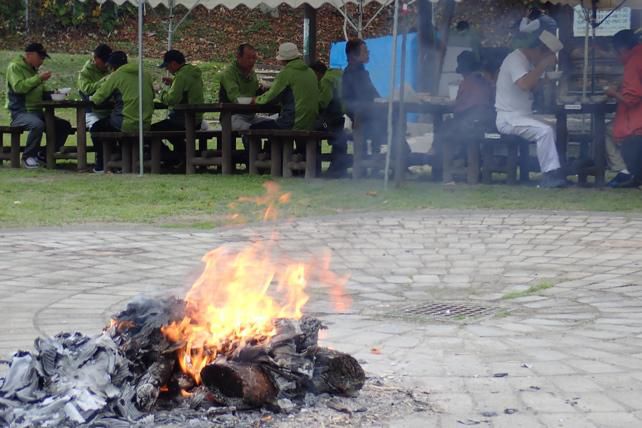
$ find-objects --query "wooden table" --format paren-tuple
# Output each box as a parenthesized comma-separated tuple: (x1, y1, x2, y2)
(352, 100, 453, 182)
(174, 103, 279, 174)
(548, 102, 617, 186)
(40, 100, 89, 171)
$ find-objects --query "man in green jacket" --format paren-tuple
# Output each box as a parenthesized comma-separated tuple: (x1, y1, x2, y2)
(152, 50, 204, 162)
(6, 43, 73, 168)
(219, 44, 270, 130)
(89, 51, 154, 172)
(310, 61, 348, 177)
(77, 44, 112, 129)
(251, 42, 319, 131)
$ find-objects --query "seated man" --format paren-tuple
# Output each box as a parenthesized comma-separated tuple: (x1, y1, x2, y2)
(606, 30, 642, 188)
(152, 50, 204, 162)
(495, 30, 566, 188)
(251, 42, 319, 131)
(219, 44, 268, 130)
(436, 51, 495, 168)
(89, 51, 154, 172)
(6, 43, 72, 168)
(310, 61, 348, 177)
(78, 44, 112, 130)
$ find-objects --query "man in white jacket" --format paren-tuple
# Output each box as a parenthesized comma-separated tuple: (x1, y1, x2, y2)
(495, 30, 566, 188)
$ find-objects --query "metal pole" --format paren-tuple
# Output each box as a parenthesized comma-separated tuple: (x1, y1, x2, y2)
(383, 0, 400, 190)
(394, 13, 408, 188)
(168, 0, 174, 50)
(138, 0, 144, 176)
(25, 0, 29, 34)
(591, 0, 597, 94)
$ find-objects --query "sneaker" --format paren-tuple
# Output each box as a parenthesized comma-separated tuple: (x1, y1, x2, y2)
(539, 170, 567, 188)
(611, 176, 640, 189)
(22, 157, 40, 169)
(92, 167, 105, 174)
(607, 172, 633, 188)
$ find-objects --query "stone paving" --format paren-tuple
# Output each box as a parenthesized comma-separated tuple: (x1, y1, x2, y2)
(2, 210, 642, 427)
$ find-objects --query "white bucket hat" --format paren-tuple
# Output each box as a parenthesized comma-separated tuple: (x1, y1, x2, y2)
(539, 30, 564, 53)
(276, 42, 301, 61)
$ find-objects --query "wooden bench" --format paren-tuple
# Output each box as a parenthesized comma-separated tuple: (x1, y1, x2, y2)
(481, 133, 535, 184)
(0, 126, 25, 168)
(238, 129, 335, 179)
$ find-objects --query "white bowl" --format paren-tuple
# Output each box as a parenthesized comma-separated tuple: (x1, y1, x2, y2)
(51, 93, 66, 101)
(237, 97, 252, 105)
(58, 87, 72, 95)
(546, 71, 563, 80)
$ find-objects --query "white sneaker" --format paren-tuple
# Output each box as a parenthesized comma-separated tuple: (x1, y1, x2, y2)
(22, 157, 40, 169)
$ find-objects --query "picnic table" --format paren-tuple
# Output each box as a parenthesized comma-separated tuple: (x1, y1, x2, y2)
(174, 103, 279, 174)
(547, 101, 617, 186)
(40, 100, 168, 171)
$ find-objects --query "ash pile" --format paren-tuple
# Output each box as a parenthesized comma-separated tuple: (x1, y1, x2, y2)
(0, 297, 365, 427)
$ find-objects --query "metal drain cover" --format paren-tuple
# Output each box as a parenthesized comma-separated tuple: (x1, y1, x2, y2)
(390, 301, 499, 322)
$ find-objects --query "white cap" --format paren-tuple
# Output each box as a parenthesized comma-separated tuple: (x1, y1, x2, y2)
(539, 30, 563, 53)
(276, 42, 301, 61)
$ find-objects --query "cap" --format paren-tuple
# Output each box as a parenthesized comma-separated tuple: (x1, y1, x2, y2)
(159, 50, 185, 68)
(276, 43, 301, 61)
(107, 51, 128, 68)
(25, 42, 50, 59)
(539, 31, 563, 54)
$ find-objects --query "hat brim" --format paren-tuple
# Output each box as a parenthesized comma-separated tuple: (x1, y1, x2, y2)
(276, 52, 301, 61)
(158, 61, 168, 68)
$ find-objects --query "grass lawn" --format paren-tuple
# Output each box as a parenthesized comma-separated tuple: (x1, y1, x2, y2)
(1, 168, 642, 229)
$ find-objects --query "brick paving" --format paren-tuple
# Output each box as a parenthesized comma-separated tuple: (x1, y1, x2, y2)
(2, 210, 642, 427)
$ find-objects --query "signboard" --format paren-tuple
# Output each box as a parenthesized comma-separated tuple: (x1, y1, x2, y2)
(573, 5, 631, 37)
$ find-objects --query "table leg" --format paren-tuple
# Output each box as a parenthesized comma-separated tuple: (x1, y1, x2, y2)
(352, 114, 365, 179)
(185, 112, 196, 174)
(221, 111, 233, 175)
(593, 111, 606, 186)
(44, 107, 56, 169)
(76, 106, 87, 171)
(270, 137, 283, 177)
(393, 110, 407, 187)
(431, 114, 444, 182)
(555, 111, 568, 170)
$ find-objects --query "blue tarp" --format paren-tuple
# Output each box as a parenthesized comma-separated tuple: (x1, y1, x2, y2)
(329, 33, 418, 97)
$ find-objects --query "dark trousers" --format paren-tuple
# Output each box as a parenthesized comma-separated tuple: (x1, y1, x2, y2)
(90, 118, 119, 170)
(151, 119, 186, 162)
(621, 135, 642, 183)
(11, 112, 72, 159)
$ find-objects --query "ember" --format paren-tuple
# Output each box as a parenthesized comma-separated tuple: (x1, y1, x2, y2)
(0, 183, 365, 427)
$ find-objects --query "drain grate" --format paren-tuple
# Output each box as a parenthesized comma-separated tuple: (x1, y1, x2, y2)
(389, 301, 499, 322)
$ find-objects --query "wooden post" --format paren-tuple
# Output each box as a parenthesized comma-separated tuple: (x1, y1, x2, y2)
(220, 111, 233, 175)
(416, 0, 434, 93)
(75, 104, 87, 171)
(44, 106, 56, 169)
(185, 111, 196, 174)
(303, 4, 317, 65)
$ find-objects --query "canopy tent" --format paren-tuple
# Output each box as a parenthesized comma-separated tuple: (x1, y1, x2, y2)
(77, 0, 392, 175)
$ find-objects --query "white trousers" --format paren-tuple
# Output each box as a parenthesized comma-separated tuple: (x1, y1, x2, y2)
(496, 113, 561, 173)
(231, 114, 274, 131)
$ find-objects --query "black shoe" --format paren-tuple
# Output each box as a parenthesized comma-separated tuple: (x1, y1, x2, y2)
(539, 170, 567, 188)
(607, 172, 633, 188)
(611, 176, 640, 189)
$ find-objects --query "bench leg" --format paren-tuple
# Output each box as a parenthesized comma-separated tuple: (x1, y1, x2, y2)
(442, 142, 453, 183)
(248, 136, 259, 175)
(467, 139, 480, 184)
(103, 140, 112, 173)
(282, 138, 293, 178)
(481, 142, 493, 184)
(270, 137, 283, 177)
(151, 137, 161, 174)
(122, 140, 132, 174)
(11, 132, 21, 168)
(518, 140, 530, 182)
(506, 142, 518, 185)
(305, 138, 318, 180)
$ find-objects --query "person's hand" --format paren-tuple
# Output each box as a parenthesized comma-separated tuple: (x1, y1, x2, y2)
(39, 71, 52, 81)
(605, 85, 619, 98)
(162, 77, 173, 86)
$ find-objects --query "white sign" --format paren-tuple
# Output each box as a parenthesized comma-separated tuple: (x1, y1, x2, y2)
(573, 5, 631, 37)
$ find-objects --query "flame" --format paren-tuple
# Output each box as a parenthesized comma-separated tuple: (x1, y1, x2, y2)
(163, 183, 351, 384)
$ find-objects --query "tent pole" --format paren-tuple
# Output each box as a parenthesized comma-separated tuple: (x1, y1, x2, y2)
(25, 0, 29, 34)
(383, 0, 400, 191)
(138, 0, 144, 176)
(168, 0, 174, 50)
(394, 11, 408, 188)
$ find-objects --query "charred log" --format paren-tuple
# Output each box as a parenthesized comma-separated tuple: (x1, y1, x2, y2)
(135, 354, 175, 411)
(200, 362, 278, 407)
(307, 346, 365, 396)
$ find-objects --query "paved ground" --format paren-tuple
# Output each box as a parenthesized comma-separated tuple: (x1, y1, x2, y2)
(2, 210, 642, 427)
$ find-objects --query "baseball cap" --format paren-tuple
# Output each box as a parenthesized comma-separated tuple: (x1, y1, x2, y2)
(159, 50, 185, 68)
(25, 43, 50, 59)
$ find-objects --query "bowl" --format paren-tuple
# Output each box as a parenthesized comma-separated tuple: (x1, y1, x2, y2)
(237, 97, 252, 105)
(546, 71, 563, 80)
(51, 93, 66, 101)
(57, 87, 72, 95)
